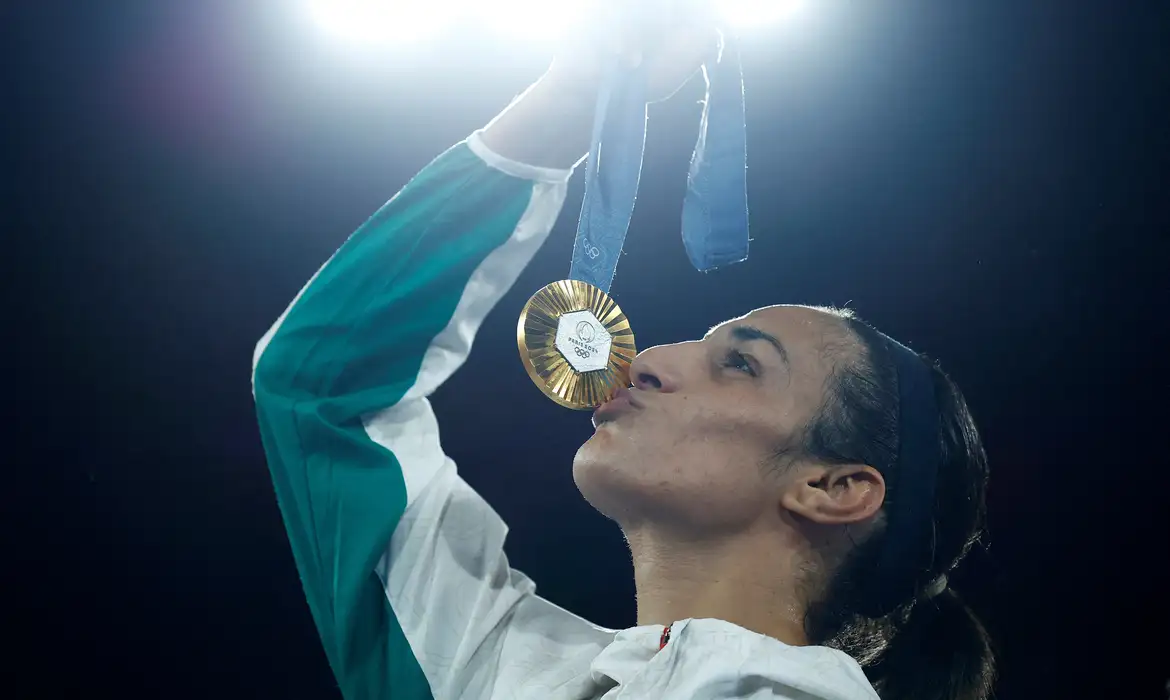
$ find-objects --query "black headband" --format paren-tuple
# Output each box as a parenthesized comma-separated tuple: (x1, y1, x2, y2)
(872, 333, 941, 604)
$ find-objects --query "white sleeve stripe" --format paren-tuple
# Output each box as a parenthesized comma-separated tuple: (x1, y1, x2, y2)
(466, 130, 576, 185)
(363, 178, 569, 504)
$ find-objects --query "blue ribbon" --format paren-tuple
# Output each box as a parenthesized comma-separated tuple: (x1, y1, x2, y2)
(569, 34, 751, 294)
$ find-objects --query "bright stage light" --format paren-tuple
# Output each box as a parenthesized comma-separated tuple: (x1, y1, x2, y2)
(306, 0, 462, 45)
(718, 0, 803, 28)
(308, 0, 803, 47)
(470, 0, 585, 41)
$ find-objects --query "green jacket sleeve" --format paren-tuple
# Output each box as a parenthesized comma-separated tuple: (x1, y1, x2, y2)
(252, 135, 574, 699)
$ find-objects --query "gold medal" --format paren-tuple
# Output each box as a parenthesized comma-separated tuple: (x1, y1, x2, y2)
(516, 279, 636, 410)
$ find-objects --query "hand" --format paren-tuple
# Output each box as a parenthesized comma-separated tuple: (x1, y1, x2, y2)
(545, 0, 722, 104)
(480, 1, 721, 168)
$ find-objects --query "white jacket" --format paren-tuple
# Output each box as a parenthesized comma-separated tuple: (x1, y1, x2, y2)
(251, 132, 880, 700)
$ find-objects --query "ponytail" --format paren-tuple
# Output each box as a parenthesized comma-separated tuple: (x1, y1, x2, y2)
(870, 588, 995, 700)
(798, 309, 995, 700)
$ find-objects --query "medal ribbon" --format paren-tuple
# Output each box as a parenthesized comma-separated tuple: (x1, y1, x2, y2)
(569, 32, 751, 294)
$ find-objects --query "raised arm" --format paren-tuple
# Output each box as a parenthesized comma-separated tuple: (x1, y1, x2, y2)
(252, 72, 598, 700)
(253, 13, 718, 698)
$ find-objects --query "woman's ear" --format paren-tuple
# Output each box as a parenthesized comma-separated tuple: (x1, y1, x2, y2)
(780, 464, 886, 525)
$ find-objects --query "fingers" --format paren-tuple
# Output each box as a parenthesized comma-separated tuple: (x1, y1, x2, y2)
(552, 0, 722, 98)
(587, 0, 718, 53)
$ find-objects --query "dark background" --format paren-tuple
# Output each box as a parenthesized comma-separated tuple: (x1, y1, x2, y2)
(5, 1, 1168, 697)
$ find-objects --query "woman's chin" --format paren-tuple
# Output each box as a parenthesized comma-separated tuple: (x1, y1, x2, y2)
(572, 440, 654, 518)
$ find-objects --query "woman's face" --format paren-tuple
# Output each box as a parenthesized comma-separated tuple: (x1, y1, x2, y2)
(573, 305, 854, 535)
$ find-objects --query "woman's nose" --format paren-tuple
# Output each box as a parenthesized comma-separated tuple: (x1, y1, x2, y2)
(628, 345, 680, 393)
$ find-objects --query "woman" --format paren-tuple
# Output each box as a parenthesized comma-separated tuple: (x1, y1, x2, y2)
(252, 7, 994, 700)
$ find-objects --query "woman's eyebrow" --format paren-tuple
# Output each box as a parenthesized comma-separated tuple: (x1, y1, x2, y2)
(707, 323, 790, 369)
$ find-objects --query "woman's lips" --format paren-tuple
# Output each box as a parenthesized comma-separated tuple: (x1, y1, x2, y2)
(592, 387, 639, 426)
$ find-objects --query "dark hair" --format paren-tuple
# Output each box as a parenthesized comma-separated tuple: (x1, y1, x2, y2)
(800, 313, 995, 700)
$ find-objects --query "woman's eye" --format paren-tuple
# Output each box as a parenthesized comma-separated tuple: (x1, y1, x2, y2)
(722, 350, 757, 377)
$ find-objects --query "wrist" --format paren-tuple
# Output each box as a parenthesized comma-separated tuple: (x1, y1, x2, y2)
(541, 60, 603, 106)
(481, 70, 598, 170)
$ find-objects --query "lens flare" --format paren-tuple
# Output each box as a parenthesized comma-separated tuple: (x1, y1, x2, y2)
(471, 0, 586, 40)
(718, 0, 803, 28)
(308, 0, 803, 46)
(307, 0, 462, 44)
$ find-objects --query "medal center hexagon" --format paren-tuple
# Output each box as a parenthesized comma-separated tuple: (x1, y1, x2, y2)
(555, 310, 613, 373)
